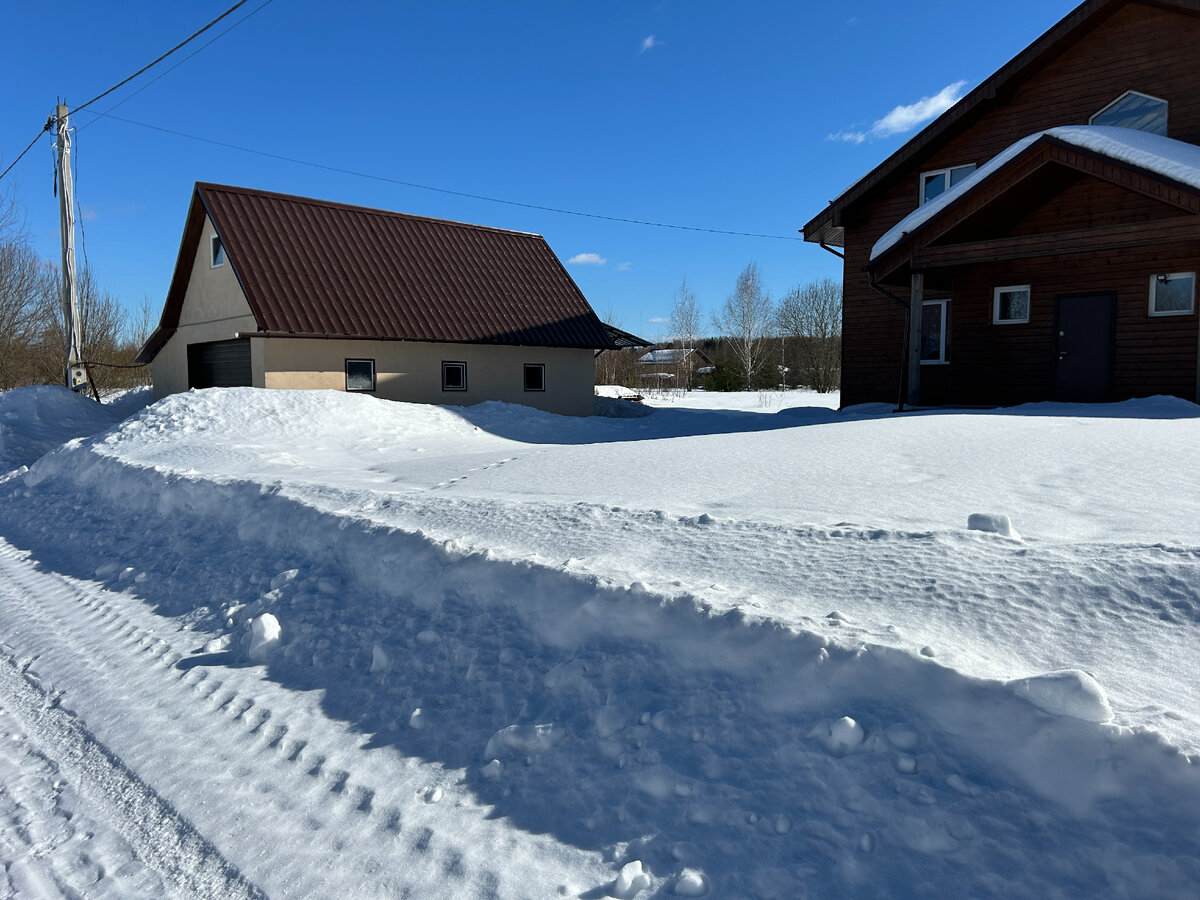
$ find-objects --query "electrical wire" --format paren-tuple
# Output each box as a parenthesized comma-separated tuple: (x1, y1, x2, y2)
(80, 112, 805, 242)
(72, 1, 250, 117)
(78, 0, 277, 130)
(0, 120, 52, 183)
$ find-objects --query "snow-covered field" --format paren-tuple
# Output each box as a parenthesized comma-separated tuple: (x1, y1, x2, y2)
(1, 384, 1198, 898)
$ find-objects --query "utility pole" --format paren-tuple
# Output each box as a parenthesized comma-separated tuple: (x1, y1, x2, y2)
(56, 102, 88, 393)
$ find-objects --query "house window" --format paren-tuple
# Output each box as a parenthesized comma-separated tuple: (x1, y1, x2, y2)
(442, 361, 467, 391)
(920, 300, 949, 364)
(523, 363, 545, 392)
(993, 285, 1031, 324)
(210, 234, 224, 267)
(1149, 273, 1195, 316)
(1090, 90, 1167, 136)
(345, 358, 375, 392)
(920, 165, 976, 205)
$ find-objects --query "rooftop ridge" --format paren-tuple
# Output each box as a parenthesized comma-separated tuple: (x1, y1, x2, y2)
(194, 182, 545, 240)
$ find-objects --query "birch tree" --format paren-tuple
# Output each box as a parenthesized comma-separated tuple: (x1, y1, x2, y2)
(712, 262, 773, 390)
(776, 277, 842, 392)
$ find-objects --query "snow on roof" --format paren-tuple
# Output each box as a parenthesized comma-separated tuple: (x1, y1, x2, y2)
(870, 125, 1200, 262)
(638, 348, 696, 365)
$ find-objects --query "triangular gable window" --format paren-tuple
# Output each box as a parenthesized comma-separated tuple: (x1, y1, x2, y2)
(1090, 90, 1167, 136)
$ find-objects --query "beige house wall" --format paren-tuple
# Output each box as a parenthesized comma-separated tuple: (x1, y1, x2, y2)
(261, 338, 596, 416)
(151, 214, 260, 399)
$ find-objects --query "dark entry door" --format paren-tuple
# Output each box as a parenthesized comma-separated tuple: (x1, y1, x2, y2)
(1054, 293, 1115, 402)
(187, 338, 252, 389)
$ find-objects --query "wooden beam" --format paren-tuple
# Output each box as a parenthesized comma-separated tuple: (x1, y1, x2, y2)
(908, 273, 923, 407)
(911, 216, 1200, 268)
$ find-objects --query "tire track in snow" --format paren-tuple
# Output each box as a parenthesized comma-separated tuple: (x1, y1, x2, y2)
(0, 539, 526, 898)
(0, 650, 263, 900)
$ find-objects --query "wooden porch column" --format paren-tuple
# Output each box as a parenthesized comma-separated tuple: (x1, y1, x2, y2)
(908, 272, 923, 407)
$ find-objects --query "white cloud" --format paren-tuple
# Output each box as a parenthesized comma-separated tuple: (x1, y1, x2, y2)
(616, 261, 632, 271)
(640, 35, 661, 53)
(829, 80, 968, 144)
(568, 252, 607, 266)
(648, 316, 668, 324)
(80, 205, 99, 222)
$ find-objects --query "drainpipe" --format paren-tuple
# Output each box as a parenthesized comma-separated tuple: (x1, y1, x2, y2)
(867, 265, 910, 413)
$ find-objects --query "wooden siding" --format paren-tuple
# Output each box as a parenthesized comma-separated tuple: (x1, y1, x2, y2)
(838, 2, 1200, 406)
(918, 243, 1199, 405)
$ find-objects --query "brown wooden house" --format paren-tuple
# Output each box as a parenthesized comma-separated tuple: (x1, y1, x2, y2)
(803, 0, 1200, 407)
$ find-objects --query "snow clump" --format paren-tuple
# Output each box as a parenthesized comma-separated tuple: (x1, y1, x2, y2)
(612, 859, 651, 897)
(1009, 669, 1114, 722)
(967, 512, 1020, 540)
(247, 613, 281, 659)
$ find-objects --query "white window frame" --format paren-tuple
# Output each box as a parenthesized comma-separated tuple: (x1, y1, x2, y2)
(523, 363, 546, 392)
(344, 358, 376, 392)
(210, 234, 224, 268)
(919, 164, 976, 206)
(993, 284, 1031, 325)
(1089, 90, 1168, 135)
(1148, 272, 1195, 317)
(920, 299, 949, 365)
(442, 360, 467, 391)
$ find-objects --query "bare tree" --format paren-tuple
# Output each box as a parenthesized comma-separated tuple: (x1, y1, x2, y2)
(669, 277, 701, 389)
(712, 262, 774, 390)
(27, 262, 130, 391)
(776, 277, 842, 392)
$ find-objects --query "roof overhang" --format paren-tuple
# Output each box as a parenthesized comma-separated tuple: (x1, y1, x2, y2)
(868, 127, 1200, 286)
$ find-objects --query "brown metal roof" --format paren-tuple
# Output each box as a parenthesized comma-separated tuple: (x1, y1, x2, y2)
(800, 0, 1200, 247)
(138, 183, 619, 361)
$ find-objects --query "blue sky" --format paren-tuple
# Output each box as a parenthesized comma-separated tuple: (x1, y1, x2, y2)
(1, 1, 1081, 341)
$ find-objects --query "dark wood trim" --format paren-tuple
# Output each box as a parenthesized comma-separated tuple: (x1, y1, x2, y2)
(911, 216, 1200, 269)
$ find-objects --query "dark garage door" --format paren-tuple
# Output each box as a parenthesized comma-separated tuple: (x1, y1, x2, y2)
(187, 338, 252, 389)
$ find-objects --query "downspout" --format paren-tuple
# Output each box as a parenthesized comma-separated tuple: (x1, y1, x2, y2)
(867, 265, 910, 413)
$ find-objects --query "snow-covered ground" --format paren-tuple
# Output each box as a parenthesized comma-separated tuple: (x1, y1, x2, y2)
(0, 384, 1198, 898)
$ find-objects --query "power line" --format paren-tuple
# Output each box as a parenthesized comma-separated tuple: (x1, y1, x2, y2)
(1, 1, 267, 184)
(79, 0, 277, 130)
(73, 1, 251, 116)
(0, 120, 52, 183)
(79, 111, 805, 242)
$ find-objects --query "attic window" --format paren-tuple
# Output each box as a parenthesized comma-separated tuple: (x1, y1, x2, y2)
(1090, 90, 1167, 136)
(920, 165, 976, 205)
(210, 234, 224, 268)
(442, 361, 467, 391)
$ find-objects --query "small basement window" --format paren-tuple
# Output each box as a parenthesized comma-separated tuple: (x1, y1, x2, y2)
(523, 363, 545, 392)
(920, 300, 949, 364)
(442, 361, 467, 391)
(210, 234, 224, 267)
(1149, 273, 1195, 316)
(993, 285, 1031, 324)
(920, 164, 976, 205)
(1090, 90, 1167, 136)
(345, 358, 375, 392)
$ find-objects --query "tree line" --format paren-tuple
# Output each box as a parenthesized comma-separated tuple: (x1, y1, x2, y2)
(597, 263, 842, 393)
(0, 189, 151, 393)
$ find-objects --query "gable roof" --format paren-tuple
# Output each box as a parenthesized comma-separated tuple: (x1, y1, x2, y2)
(137, 183, 617, 362)
(801, 0, 1200, 247)
(872, 125, 1200, 262)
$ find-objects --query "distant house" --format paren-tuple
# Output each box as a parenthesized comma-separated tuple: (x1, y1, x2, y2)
(803, 0, 1200, 407)
(136, 183, 641, 416)
(637, 347, 713, 388)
